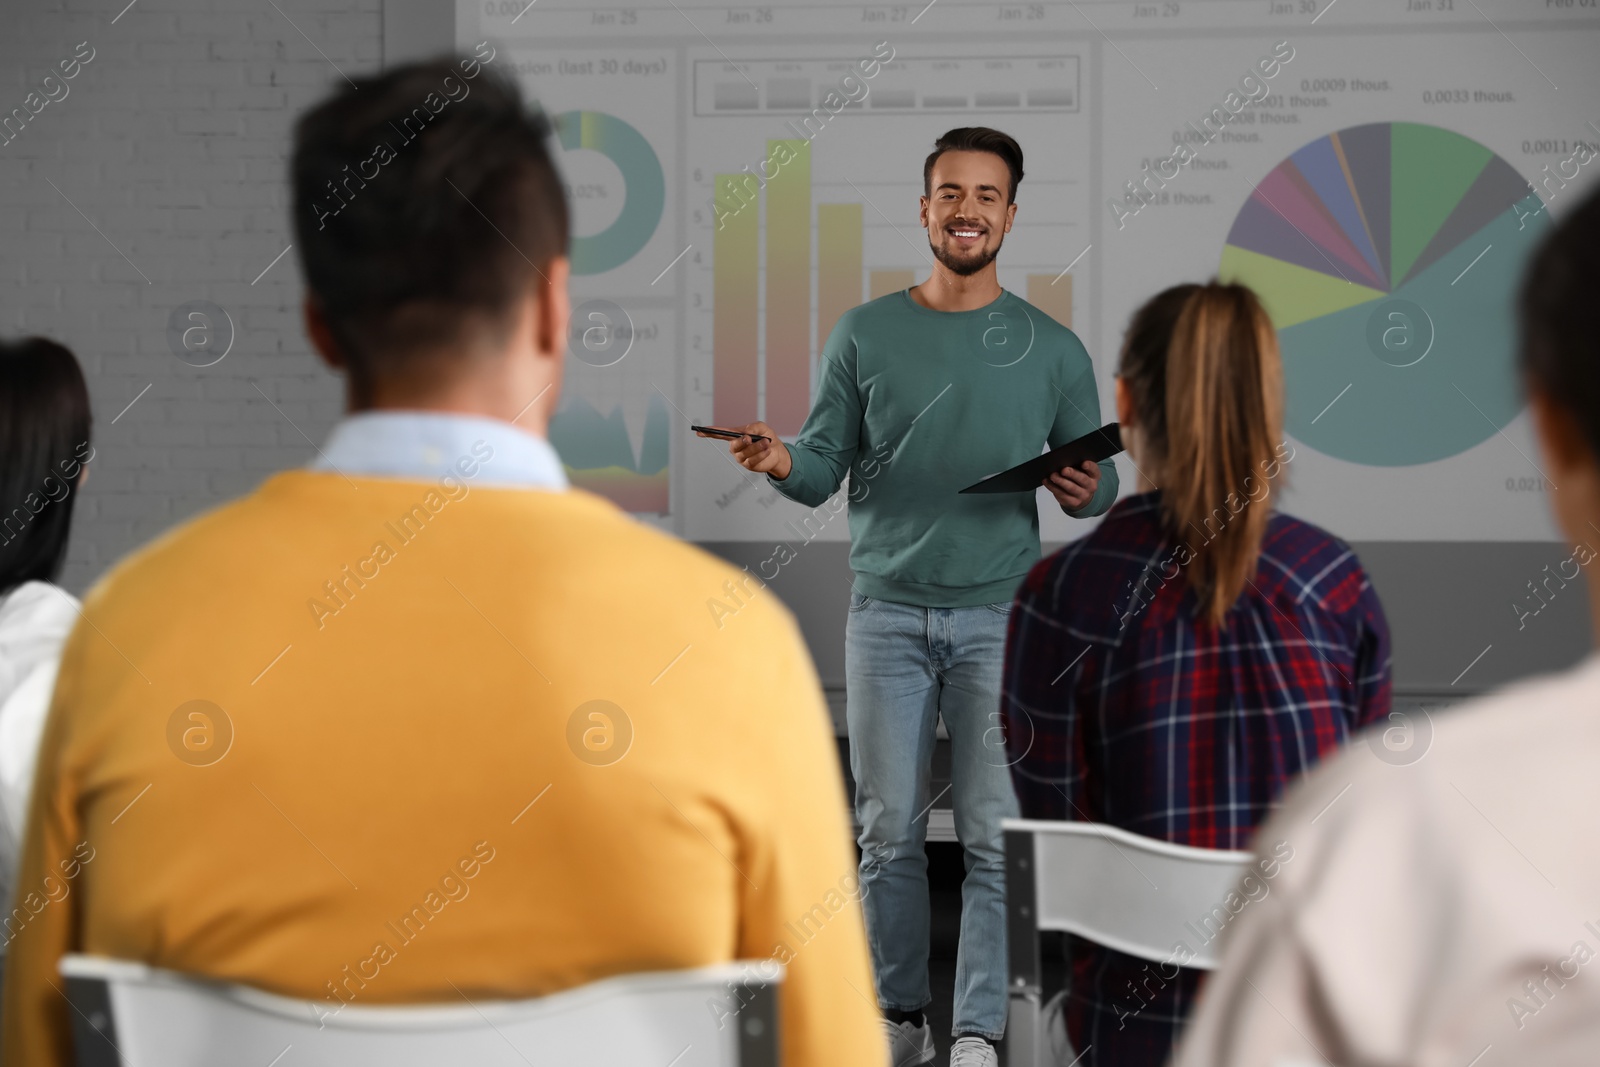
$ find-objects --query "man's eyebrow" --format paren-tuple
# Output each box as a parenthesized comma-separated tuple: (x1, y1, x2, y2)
(935, 182, 1002, 193)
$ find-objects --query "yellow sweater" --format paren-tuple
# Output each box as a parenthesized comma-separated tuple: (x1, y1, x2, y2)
(4, 471, 881, 1065)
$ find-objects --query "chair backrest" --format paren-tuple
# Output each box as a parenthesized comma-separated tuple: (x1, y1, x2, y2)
(1003, 818, 1256, 973)
(61, 954, 782, 1067)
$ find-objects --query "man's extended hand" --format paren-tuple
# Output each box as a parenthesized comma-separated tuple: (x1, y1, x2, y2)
(695, 421, 793, 480)
(1045, 459, 1099, 512)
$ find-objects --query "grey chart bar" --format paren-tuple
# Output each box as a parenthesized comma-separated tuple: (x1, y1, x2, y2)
(713, 82, 759, 110)
(871, 89, 917, 109)
(1028, 88, 1075, 107)
(766, 78, 811, 109)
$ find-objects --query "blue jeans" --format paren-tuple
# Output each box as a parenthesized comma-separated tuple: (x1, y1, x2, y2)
(844, 590, 1020, 1040)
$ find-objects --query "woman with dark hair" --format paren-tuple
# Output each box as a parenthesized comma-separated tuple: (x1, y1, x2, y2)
(998, 282, 1392, 1066)
(0, 337, 92, 900)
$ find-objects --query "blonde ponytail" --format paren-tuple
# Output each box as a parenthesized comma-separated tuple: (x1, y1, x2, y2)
(1119, 283, 1285, 627)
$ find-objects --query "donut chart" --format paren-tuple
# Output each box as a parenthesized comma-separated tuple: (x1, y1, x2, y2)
(556, 110, 665, 276)
(1220, 122, 1550, 467)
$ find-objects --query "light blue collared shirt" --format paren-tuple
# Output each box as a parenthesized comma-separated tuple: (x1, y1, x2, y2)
(309, 410, 569, 490)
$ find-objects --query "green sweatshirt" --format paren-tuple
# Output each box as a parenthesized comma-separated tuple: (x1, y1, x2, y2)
(770, 287, 1119, 608)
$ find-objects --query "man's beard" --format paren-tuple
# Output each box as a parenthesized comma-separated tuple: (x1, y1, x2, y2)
(930, 230, 1003, 276)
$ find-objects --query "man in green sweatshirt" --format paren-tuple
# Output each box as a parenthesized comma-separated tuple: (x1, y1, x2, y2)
(707, 127, 1118, 1067)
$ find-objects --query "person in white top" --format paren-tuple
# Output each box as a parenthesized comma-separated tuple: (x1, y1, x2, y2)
(0, 338, 92, 912)
(1170, 187, 1600, 1066)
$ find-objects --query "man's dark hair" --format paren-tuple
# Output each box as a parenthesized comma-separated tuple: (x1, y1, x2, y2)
(923, 127, 1024, 204)
(1520, 183, 1600, 464)
(0, 338, 90, 597)
(291, 56, 569, 398)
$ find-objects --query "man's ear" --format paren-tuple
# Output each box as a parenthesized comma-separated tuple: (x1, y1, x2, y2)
(918, 195, 930, 232)
(533, 256, 571, 360)
(1529, 386, 1592, 483)
(1115, 375, 1134, 429)
(303, 298, 346, 372)
(1528, 385, 1600, 555)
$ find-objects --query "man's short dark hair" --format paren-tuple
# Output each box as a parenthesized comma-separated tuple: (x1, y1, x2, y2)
(291, 56, 569, 393)
(1519, 183, 1600, 464)
(923, 127, 1024, 204)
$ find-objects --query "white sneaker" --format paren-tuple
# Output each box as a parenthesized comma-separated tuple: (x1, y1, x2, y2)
(950, 1035, 999, 1067)
(882, 1017, 936, 1066)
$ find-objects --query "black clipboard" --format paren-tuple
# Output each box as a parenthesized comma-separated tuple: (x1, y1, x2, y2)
(958, 423, 1123, 494)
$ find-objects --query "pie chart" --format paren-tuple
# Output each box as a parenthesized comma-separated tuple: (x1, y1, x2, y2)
(556, 110, 665, 276)
(1219, 122, 1550, 467)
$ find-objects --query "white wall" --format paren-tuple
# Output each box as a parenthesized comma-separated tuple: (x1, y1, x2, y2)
(2, 0, 382, 593)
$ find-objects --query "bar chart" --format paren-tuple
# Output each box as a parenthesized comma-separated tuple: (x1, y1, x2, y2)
(710, 139, 823, 435)
(692, 56, 1081, 117)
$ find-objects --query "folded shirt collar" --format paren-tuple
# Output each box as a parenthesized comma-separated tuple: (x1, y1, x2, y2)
(309, 410, 569, 491)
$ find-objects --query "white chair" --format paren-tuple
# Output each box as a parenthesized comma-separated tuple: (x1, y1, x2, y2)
(1002, 818, 1256, 1067)
(60, 954, 782, 1067)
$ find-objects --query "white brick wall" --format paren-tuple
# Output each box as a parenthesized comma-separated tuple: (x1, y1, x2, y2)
(2, 0, 383, 594)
